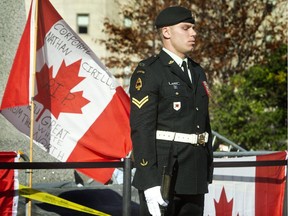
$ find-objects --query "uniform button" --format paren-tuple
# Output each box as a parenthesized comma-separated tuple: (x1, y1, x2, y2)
(197, 125, 200, 128)
(196, 107, 199, 111)
(175, 92, 179, 95)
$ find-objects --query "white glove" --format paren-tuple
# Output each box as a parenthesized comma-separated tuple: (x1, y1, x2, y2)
(144, 186, 168, 216)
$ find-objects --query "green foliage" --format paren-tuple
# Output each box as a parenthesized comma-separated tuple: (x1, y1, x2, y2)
(210, 45, 287, 151)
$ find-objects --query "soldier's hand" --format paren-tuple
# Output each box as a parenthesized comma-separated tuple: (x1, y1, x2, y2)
(144, 186, 168, 216)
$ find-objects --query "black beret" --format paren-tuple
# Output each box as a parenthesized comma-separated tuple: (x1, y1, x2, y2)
(155, 6, 195, 29)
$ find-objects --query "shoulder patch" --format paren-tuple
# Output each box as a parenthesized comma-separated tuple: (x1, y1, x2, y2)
(135, 77, 142, 91)
(131, 67, 146, 92)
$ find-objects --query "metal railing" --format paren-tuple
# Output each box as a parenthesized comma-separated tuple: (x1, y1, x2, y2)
(1, 154, 287, 216)
(0, 157, 132, 216)
(2, 127, 288, 216)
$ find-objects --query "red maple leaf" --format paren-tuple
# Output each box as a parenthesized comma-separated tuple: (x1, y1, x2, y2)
(214, 187, 238, 216)
(34, 60, 90, 119)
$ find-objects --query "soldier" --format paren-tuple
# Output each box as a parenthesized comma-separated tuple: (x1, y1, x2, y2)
(129, 6, 213, 216)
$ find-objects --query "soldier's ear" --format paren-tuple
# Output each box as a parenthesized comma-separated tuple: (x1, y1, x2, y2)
(162, 27, 171, 39)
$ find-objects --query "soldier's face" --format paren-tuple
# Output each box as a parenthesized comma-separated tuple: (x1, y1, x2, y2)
(165, 23, 197, 57)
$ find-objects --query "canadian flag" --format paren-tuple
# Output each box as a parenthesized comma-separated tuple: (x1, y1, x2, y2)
(0, 0, 132, 183)
(0, 152, 19, 216)
(204, 151, 287, 216)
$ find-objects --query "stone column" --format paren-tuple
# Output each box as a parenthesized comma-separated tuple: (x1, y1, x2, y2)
(0, 0, 26, 101)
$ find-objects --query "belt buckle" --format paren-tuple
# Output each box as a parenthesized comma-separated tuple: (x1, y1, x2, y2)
(197, 133, 205, 145)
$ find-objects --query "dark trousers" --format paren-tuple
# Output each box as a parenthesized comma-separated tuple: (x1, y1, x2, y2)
(138, 190, 204, 216)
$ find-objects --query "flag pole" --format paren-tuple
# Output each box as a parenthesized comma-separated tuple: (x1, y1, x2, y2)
(27, 0, 39, 215)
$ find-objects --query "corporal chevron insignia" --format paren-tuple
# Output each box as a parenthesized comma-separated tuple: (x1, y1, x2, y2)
(132, 96, 149, 109)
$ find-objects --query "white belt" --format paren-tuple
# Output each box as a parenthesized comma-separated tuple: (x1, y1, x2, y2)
(156, 130, 209, 145)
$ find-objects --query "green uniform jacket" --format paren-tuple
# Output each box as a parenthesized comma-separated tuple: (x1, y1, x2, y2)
(129, 50, 213, 195)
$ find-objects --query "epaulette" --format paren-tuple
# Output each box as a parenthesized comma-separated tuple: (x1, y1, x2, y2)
(189, 57, 200, 67)
(138, 55, 159, 67)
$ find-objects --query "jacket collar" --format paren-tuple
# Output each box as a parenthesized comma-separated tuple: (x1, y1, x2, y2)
(159, 50, 194, 88)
